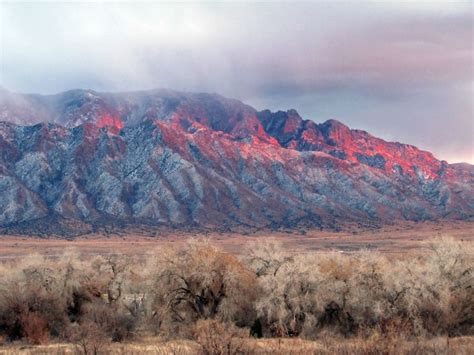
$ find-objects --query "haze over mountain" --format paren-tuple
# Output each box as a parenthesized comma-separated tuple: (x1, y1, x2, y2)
(0, 88, 472, 235)
(2, 2, 472, 164)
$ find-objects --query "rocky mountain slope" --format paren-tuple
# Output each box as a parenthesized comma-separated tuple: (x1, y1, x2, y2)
(0, 88, 472, 235)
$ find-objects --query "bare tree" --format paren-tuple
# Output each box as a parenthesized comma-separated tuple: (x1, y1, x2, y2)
(151, 240, 257, 334)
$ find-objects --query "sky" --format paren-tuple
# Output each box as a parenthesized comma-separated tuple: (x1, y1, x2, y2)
(0, 1, 473, 163)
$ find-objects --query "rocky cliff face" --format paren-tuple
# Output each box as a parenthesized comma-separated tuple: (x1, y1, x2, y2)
(0, 88, 472, 234)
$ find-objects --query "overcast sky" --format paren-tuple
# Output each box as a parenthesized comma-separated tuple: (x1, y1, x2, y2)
(0, 1, 472, 163)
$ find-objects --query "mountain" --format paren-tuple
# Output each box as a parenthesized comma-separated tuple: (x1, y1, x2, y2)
(0, 88, 472, 235)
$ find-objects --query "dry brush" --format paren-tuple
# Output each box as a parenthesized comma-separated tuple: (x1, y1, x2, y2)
(0, 237, 472, 352)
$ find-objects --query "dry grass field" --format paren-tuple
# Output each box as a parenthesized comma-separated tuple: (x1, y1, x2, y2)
(1, 335, 474, 354)
(0, 220, 472, 259)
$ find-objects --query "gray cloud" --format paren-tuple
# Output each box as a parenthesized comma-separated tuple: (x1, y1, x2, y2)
(0, 1, 472, 163)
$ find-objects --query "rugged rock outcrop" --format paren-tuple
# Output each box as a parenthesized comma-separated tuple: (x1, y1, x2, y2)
(0, 88, 472, 234)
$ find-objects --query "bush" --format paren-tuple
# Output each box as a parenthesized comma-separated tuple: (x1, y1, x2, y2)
(68, 320, 108, 355)
(192, 319, 247, 355)
(0, 277, 68, 343)
(19, 312, 49, 345)
(80, 301, 136, 342)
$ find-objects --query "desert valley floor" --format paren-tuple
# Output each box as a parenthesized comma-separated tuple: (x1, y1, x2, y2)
(0, 221, 472, 259)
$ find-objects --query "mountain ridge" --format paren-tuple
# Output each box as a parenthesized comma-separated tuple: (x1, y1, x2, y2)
(0, 88, 472, 236)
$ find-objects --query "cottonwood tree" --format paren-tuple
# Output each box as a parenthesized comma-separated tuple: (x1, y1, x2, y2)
(245, 241, 321, 337)
(244, 240, 293, 277)
(394, 238, 474, 335)
(151, 240, 257, 334)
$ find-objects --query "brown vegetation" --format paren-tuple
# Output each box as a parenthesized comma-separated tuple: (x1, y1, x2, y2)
(0, 237, 472, 354)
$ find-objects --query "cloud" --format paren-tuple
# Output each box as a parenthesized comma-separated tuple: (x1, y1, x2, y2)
(0, 1, 472, 163)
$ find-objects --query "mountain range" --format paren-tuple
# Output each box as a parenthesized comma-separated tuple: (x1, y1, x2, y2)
(0, 88, 472, 235)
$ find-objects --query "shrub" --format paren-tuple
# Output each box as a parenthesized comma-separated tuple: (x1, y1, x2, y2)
(0, 274, 68, 343)
(19, 312, 49, 345)
(68, 320, 108, 355)
(192, 319, 247, 355)
(80, 301, 136, 342)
